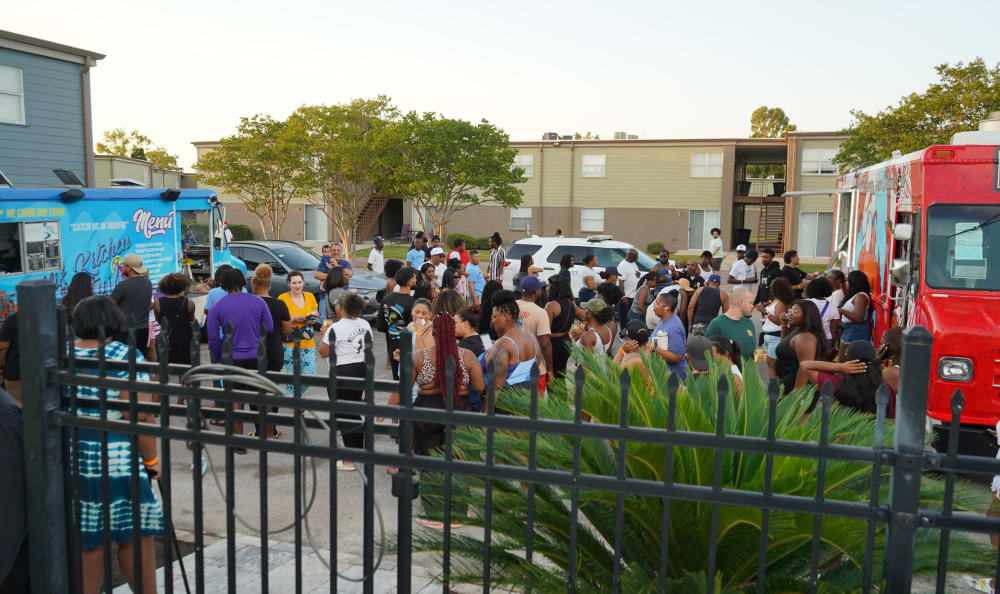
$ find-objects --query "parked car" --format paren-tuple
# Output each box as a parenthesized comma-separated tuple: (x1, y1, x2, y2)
(501, 235, 659, 295)
(229, 240, 384, 321)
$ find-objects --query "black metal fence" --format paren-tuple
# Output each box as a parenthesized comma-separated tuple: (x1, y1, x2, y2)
(15, 277, 1000, 593)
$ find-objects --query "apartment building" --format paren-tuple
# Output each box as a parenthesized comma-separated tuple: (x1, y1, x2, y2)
(0, 30, 104, 187)
(193, 131, 845, 256)
(447, 131, 846, 256)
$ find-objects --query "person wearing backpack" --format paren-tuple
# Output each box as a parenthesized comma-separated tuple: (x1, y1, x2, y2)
(378, 267, 416, 381)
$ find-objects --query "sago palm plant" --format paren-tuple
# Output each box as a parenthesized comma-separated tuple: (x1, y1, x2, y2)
(412, 348, 993, 592)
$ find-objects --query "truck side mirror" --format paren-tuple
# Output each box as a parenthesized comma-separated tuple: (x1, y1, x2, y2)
(890, 259, 910, 287)
(893, 223, 913, 241)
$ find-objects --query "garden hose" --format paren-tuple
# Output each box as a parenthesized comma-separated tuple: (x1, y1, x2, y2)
(179, 364, 385, 583)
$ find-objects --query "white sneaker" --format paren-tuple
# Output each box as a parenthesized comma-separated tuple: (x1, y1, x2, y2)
(336, 460, 356, 472)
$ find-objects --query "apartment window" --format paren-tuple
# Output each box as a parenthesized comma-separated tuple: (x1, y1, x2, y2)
(802, 148, 838, 175)
(513, 154, 534, 178)
(581, 154, 606, 178)
(0, 65, 25, 125)
(798, 211, 834, 257)
(510, 207, 532, 231)
(581, 208, 605, 232)
(690, 152, 723, 177)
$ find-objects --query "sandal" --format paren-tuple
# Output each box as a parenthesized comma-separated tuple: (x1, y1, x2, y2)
(209, 419, 226, 427)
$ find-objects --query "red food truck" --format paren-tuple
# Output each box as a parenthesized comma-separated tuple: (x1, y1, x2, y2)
(796, 113, 1000, 452)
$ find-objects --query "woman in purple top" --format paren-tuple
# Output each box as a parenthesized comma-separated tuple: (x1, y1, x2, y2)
(206, 268, 273, 439)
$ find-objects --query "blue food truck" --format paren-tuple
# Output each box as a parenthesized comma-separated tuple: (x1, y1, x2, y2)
(0, 187, 245, 319)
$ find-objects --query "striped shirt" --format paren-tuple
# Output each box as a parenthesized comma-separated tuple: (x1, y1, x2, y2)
(488, 245, 506, 281)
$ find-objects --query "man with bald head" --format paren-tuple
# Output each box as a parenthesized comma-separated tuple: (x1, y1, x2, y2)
(704, 288, 756, 361)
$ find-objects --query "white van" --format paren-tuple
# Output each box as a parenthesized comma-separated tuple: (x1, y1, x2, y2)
(501, 235, 661, 294)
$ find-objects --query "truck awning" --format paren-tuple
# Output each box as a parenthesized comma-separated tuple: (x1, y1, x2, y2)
(781, 189, 853, 197)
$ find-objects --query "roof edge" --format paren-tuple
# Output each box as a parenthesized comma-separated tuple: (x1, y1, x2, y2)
(0, 29, 104, 64)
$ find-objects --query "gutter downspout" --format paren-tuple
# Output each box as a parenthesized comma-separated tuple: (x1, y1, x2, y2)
(537, 143, 544, 234)
(568, 142, 575, 236)
(81, 60, 95, 187)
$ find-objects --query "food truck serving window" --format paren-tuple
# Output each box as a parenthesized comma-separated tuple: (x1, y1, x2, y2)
(925, 204, 1000, 291)
(0, 220, 61, 275)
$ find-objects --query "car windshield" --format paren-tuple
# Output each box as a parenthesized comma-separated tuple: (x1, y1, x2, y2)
(271, 245, 321, 271)
(925, 204, 1000, 291)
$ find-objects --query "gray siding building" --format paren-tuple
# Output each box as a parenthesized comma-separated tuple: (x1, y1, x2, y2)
(0, 30, 103, 187)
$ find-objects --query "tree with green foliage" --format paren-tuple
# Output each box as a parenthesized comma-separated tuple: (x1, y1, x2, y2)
(390, 112, 524, 235)
(836, 59, 1000, 168)
(96, 128, 179, 169)
(412, 347, 993, 592)
(747, 106, 796, 179)
(287, 97, 399, 257)
(194, 115, 309, 239)
(750, 106, 797, 138)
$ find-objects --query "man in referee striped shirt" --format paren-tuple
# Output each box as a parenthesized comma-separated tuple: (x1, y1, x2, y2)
(486, 232, 505, 281)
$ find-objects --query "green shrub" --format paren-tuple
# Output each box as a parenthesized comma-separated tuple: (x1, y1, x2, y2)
(646, 241, 665, 255)
(473, 236, 492, 250)
(228, 224, 255, 241)
(446, 233, 476, 250)
(414, 347, 994, 592)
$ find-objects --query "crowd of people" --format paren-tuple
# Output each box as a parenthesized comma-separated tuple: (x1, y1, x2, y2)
(0, 230, 910, 590)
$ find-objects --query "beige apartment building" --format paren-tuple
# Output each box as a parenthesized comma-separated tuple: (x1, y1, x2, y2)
(448, 131, 846, 257)
(192, 131, 845, 257)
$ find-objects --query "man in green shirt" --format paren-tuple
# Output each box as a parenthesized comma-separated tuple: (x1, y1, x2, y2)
(704, 288, 756, 361)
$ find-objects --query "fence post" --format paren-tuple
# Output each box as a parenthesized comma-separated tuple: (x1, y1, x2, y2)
(18, 279, 69, 593)
(884, 325, 933, 593)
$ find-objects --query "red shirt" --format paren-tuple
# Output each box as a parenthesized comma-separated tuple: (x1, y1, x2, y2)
(447, 249, 470, 267)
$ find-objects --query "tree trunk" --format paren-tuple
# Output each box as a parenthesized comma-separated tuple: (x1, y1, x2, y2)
(255, 215, 269, 240)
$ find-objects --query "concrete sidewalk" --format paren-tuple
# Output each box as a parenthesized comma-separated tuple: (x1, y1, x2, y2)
(113, 533, 479, 593)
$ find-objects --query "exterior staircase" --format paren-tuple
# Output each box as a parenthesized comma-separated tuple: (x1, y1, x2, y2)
(353, 194, 390, 242)
(756, 203, 784, 253)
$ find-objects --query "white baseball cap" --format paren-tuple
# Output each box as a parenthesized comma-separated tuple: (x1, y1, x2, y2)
(736, 244, 747, 252)
(430, 247, 445, 256)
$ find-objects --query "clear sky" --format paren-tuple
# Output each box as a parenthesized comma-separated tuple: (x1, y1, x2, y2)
(7, 0, 1000, 168)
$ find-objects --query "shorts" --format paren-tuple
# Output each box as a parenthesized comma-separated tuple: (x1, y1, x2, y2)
(711, 258, 722, 272)
(689, 323, 709, 337)
(840, 321, 871, 344)
(763, 334, 781, 359)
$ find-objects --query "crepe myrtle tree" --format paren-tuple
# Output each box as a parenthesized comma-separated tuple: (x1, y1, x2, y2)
(287, 97, 399, 258)
(195, 115, 309, 239)
(391, 111, 524, 236)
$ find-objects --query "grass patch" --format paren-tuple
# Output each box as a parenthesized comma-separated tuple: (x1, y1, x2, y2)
(355, 245, 410, 259)
(798, 263, 828, 274)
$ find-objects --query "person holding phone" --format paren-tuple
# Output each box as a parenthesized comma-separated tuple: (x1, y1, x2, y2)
(278, 270, 320, 394)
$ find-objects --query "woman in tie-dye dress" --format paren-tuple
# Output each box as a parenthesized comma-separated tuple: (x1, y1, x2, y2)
(71, 296, 162, 594)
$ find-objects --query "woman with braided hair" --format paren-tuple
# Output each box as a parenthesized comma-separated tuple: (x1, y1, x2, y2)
(408, 312, 485, 529)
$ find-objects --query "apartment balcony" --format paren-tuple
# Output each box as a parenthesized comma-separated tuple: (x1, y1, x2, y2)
(733, 178, 786, 203)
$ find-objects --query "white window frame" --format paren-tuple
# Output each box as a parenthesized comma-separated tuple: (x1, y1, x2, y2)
(801, 148, 838, 175)
(0, 65, 25, 125)
(581, 154, 606, 178)
(513, 154, 533, 178)
(510, 207, 532, 231)
(690, 152, 723, 178)
(580, 208, 605, 232)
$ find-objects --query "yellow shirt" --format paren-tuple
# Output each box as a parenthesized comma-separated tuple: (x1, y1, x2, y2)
(278, 291, 319, 348)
